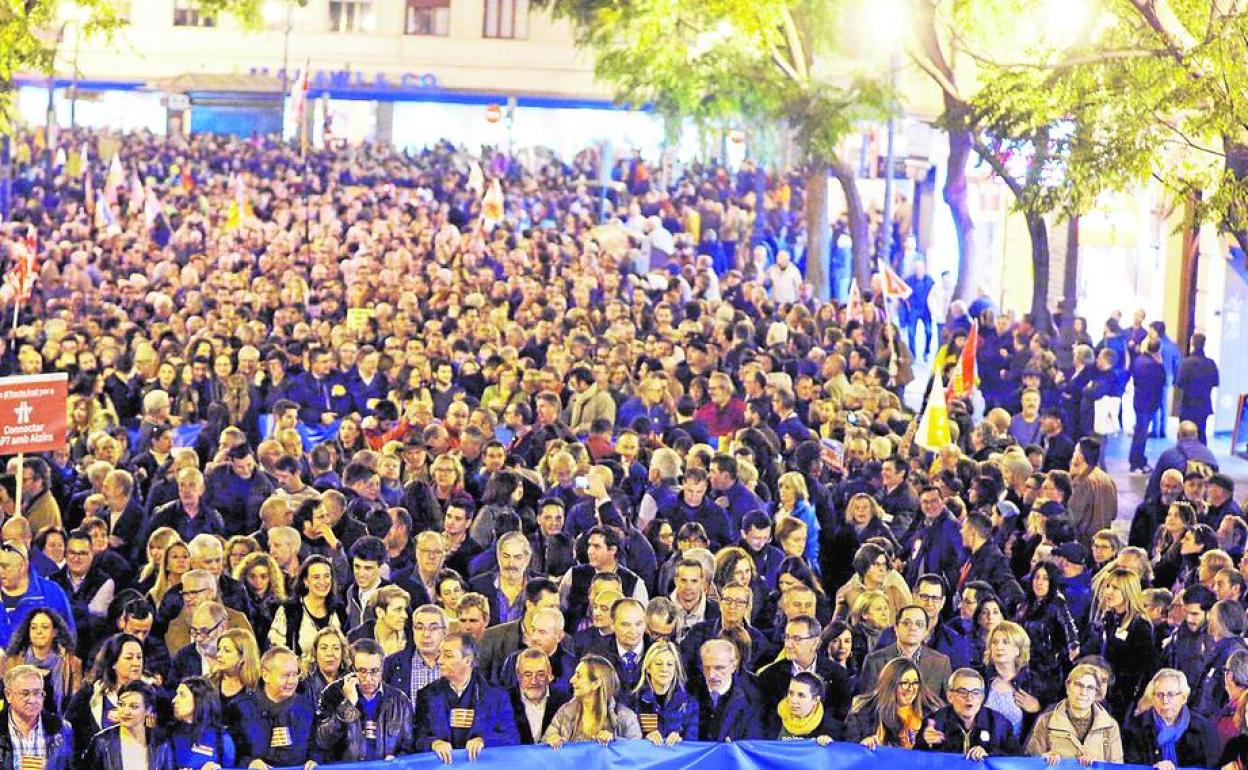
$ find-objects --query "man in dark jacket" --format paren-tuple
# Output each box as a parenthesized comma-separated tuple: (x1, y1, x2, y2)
(756, 616, 851, 726)
(1176, 333, 1220, 444)
(414, 633, 519, 760)
(1129, 338, 1167, 473)
(917, 668, 1021, 758)
(692, 638, 763, 741)
(315, 639, 415, 761)
(901, 485, 966, 590)
(231, 647, 320, 769)
(959, 513, 1026, 614)
(507, 648, 571, 744)
(1163, 586, 1215, 693)
(1123, 669, 1220, 769)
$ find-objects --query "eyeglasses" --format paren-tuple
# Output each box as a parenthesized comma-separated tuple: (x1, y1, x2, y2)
(190, 619, 224, 640)
(1071, 681, 1100, 693)
(66, 549, 92, 558)
(916, 593, 944, 603)
(1153, 691, 1184, 701)
(413, 623, 446, 633)
(355, 667, 382, 677)
(898, 680, 922, 689)
(182, 587, 210, 598)
(8, 688, 44, 701)
(950, 687, 984, 698)
(721, 598, 750, 608)
(784, 634, 818, 643)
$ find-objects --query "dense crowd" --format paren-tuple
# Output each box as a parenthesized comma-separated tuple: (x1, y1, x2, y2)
(0, 128, 1243, 770)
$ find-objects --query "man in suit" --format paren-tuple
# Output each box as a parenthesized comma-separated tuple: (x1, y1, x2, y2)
(856, 605, 952, 698)
(498, 607, 576, 691)
(693, 638, 763, 741)
(508, 648, 571, 744)
(902, 485, 966, 591)
(476, 578, 559, 684)
(414, 633, 519, 760)
(602, 598, 649, 693)
(756, 615, 851, 727)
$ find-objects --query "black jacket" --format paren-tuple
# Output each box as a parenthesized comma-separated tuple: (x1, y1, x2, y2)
(756, 656, 852, 725)
(0, 709, 74, 770)
(315, 680, 416, 761)
(1122, 709, 1220, 768)
(916, 705, 1022, 756)
(508, 686, 571, 744)
(85, 726, 175, 770)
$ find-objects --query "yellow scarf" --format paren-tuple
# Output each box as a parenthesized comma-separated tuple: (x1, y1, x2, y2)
(777, 699, 825, 737)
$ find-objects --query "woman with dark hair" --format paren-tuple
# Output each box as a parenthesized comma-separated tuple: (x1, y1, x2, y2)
(234, 551, 287, 643)
(170, 676, 236, 769)
(1017, 561, 1080, 704)
(193, 402, 233, 468)
(970, 596, 1007, 666)
(1152, 502, 1196, 590)
(832, 540, 911, 623)
(85, 680, 175, 770)
(63, 633, 148, 760)
(267, 555, 347, 657)
(34, 526, 68, 571)
(469, 469, 526, 545)
(844, 657, 941, 748)
(2, 609, 82, 713)
(1173, 524, 1219, 590)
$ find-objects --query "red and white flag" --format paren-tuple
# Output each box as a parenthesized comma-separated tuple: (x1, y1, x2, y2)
(947, 320, 979, 399)
(878, 260, 912, 300)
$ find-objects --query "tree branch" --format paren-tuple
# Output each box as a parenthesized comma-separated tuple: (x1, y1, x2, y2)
(777, 4, 809, 81)
(1128, 0, 1199, 60)
(972, 136, 1025, 203)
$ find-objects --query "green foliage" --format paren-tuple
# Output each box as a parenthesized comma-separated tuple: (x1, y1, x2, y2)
(538, 0, 893, 167)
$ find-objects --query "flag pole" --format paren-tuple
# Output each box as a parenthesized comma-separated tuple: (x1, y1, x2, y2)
(9, 258, 24, 518)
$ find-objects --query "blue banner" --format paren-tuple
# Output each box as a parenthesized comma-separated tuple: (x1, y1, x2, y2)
(262, 739, 1193, 770)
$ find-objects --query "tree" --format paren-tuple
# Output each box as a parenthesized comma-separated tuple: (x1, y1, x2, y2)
(1, 0, 261, 130)
(537, 0, 892, 298)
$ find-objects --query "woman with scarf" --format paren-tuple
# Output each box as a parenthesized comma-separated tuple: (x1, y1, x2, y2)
(846, 591, 892, 677)
(844, 658, 940, 749)
(1, 609, 82, 714)
(1123, 669, 1220, 769)
(774, 672, 841, 744)
(631, 640, 699, 746)
(544, 655, 642, 748)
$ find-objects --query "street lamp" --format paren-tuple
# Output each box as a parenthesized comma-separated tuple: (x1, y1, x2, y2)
(264, 0, 298, 134)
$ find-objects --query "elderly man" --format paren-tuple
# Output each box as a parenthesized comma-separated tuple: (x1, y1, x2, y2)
(499, 607, 574, 691)
(383, 603, 448, 705)
(146, 467, 226, 545)
(164, 568, 254, 656)
(507, 648, 570, 745)
(694, 638, 763, 742)
(1067, 437, 1118, 546)
(414, 632, 519, 761)
(1123, 668, 1220, 768)
(20, 458, 62, 534)
(917, 668, 1021, 758)
(0, 542, 75, 647)
(232, 646, 320, 770)
(476, 578, 560, 684)
(758, 615, 852, 725)
(169, 600, 229, 683)
(186, 533, 252, 618)
(0, 664, 74, 770)
(1130, 469, 1185, 549)
(315, 639, 416, 762)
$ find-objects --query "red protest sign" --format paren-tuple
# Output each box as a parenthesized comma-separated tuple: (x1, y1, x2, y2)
(0, 373, 69, 456)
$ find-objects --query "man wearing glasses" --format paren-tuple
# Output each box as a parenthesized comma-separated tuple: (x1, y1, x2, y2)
(164, 568, 254, 656)
(382, 604, 447, 705)
(876, 574, 972, 669)
(856, 604, 952, 697)
(0, 542, 76, 648)
(169, 601, 228, 683)
(917, 668, 1021, 758)
(315, 639, 416, 761)
(757, 615, 851, 729)
(0, 665, 74, 770)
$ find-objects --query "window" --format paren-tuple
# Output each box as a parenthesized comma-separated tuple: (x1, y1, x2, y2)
(406, 0, 450, 35)
(173, 0, 214, 26)
(329, 0, 375, 32)
(482, 0, 528, 39)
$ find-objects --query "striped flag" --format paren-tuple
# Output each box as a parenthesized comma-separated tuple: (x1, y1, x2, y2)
(103, 153, 124, 205)
(846, 278, 865, 323)
(879, 260, 912, 300)
(947, 319, 979, 400)
(916, 366, 953, 450)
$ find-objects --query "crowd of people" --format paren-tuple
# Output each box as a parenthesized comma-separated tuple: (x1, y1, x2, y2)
(0, 127, 1244, 770)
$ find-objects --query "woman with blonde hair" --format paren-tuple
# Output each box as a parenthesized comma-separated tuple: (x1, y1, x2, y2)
(844, 657, 941, 748)
(212, 628, 261, 711)
(148, 540, 191, 606)
(775, 472, 820, 572)
(300, 626, 350, 705)
(544, 654, 642, 748)
(847, 590, 893, 676)
(826, 493, 897, 591)
(982, 621, 1045, 739)
(136, 527, 183, 595)
(235, 551, 287, 643)
(1085, 567, 1160, 721)
(631, 640, 698, 746)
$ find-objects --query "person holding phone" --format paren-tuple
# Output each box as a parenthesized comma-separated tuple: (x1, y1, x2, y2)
(315, 639, 416, 761)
